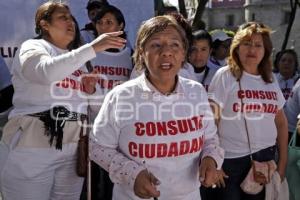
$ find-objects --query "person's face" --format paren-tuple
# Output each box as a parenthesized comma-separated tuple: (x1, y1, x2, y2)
(238, 33, 265, 70)
(189, 39, 211, 68)
(95, 12, 123, 34)
(214, 39, 231, 60)
(42, 7, 75, 48)
(141, 26, 185, 87)
(278, 52, 296, 79)
(88, 7, 101, 21)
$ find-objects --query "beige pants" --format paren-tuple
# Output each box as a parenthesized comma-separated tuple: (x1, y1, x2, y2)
(2, 115, 83, 148)
(0, 116, 85, 200)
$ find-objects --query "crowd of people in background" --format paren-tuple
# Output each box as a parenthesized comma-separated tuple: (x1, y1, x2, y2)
(0, 0, 299, 200)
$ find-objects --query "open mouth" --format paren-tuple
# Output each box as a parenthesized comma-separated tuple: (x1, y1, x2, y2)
(161, 63, 172, 70)
(67, 27, 75, 33)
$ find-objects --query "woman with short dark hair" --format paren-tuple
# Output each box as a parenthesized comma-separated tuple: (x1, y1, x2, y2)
(0, 2, 126, 199)
(91, 15, 224, 200)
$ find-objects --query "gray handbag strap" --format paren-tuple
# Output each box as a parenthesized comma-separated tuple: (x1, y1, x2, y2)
(238, 80, 254, 161)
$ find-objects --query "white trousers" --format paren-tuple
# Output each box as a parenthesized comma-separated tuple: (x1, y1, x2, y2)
(0, 130, 84, 200)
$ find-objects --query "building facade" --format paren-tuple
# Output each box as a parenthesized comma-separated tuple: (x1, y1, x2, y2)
(202, 0, 300, 57)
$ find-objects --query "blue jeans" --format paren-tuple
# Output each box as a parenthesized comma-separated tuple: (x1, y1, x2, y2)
(219, 146, 276, 200)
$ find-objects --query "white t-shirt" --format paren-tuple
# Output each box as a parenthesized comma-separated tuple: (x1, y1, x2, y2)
(91, 74, 224, 200)
(275, 72, 299, 100)
(9, 39, 96, 117)
(88, 47, 133, 119)
(194, 67, 217, 91)
(284, 79, 300, 132)
(207, 56, 227, 70)
(208, 66, 285, 158)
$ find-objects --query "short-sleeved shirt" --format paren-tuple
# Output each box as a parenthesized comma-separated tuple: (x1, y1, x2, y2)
(208, 66, 285, 158)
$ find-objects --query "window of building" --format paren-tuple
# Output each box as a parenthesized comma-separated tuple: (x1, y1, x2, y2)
(226, 14, 235, 26)
(284, 11, 291, 24)
(252, 13, 255, 21)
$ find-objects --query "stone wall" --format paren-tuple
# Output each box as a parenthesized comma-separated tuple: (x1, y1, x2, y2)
(202, 0, 300, 63)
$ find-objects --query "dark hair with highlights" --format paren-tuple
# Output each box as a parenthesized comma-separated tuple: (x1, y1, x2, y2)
(35, 2, 69, 38)
(228, 22, 273, 83)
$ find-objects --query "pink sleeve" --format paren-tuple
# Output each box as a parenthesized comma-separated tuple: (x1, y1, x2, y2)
(90, 136, 145, 190)
(200, 134, 224, 170)
(89, 90, 145, 190)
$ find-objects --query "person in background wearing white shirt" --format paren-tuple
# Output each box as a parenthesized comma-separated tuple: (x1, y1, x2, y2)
(189, 28, 219, 200)
(90, 15, 224, 200)
(86, 4, 133, 200)
(273, 49, 299, 100)
(81, 0, 109, 43)
(207, 30, 232, 70)
(284, 78, 300, 141)
(208, 22, 288, 200)
(188, 30, 217, 91)
(0, 2, 126, 200)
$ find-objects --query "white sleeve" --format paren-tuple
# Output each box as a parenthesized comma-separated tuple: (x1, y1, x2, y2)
(207, 69, 228, 108)
(90, 91, 144, 190)
(275, 83, 286, 110)
(199, 89, 224, 169)
(272, 73, 286, 110)
(19, 40, 96, 84)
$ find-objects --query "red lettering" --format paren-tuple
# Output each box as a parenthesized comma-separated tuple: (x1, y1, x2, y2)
(72, 70, 83, 77)
(238, 90, 244, 99)
(69, 79, 76, 89)
(272, 92, 277, 100)
(179, 140, 190, 155)
(108, 67, 114, 75)
(167, 120, 178, 135)
(252, 90, 259, 99)
(198, 136, 204, 151)
(233, 102, 239, 112)
(135, 122, 145, 136)
(198, 116, 203, 129)
(128, 142, 137, 157)
(115, 68, 122, 76)
(146, 122, 156, 136)
(61, 78, 69, 88)
(167, 142, 179, 157)
(245, 90, 252, 99)
(265, 92, 272, 100)
(259, 91, 266, 99)
(177, 120, 188, 133)
(145, 144, 156, 158)
(187, 119, 196, 132)
(189, 138, 199, 153)
(139, 143, 144, 158)
(157, 143, 168, 157)
(108, 80, 114, 89)
(191, 116, 199, 130)
(157, 122, 167, 136)
(266, 104, 273, 113)
(100, 66, 108, 74)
